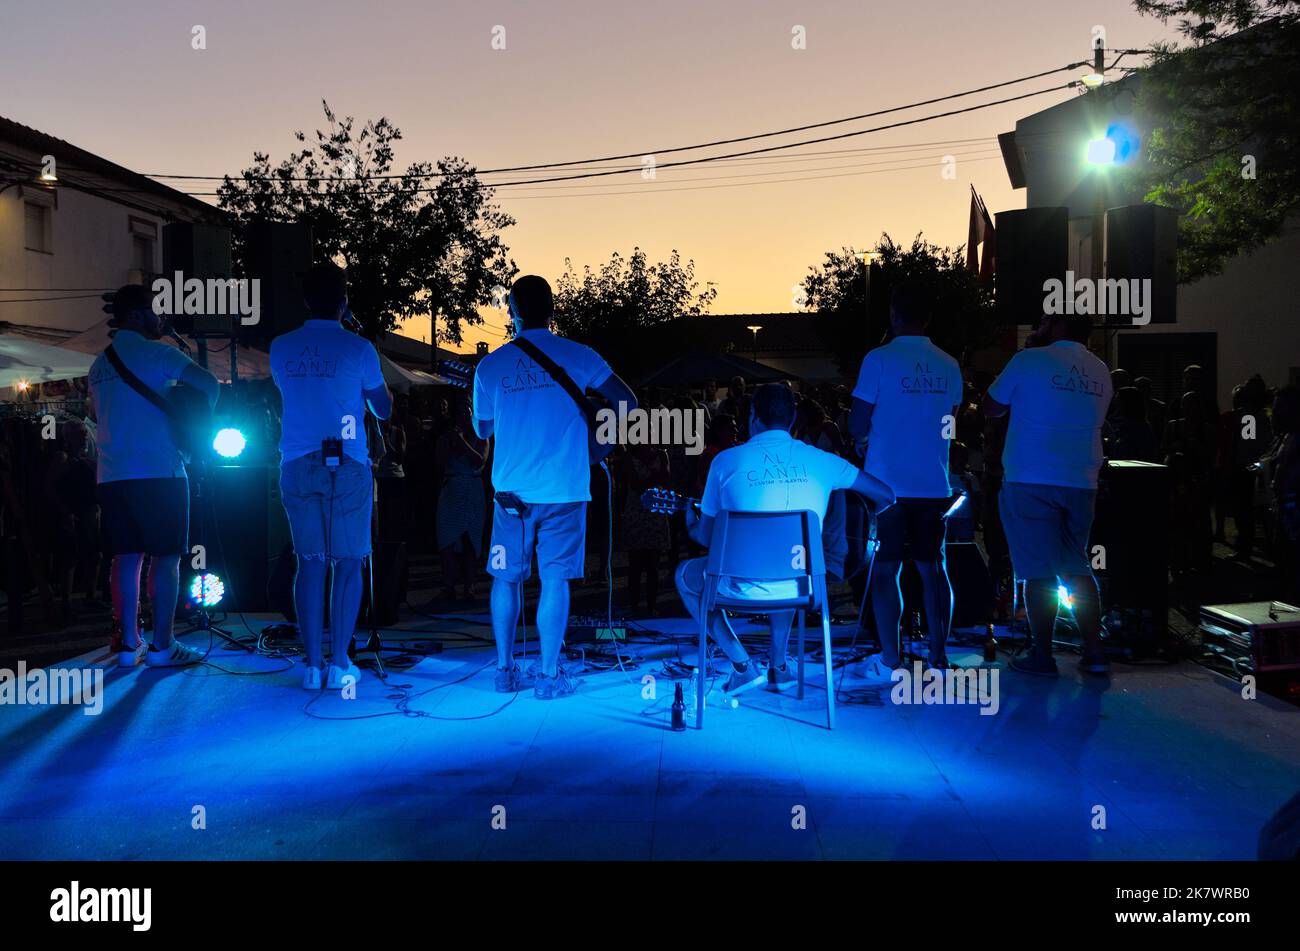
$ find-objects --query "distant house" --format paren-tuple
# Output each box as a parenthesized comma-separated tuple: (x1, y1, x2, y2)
(652, 313, 845, 383)
(0, 116, 216, 336)
(998, 47, 1300, 407)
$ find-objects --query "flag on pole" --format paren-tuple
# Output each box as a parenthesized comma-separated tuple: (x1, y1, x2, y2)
(966, 186, 995, 283)
(966, 186, 982, 273)
(978, 193, 995, 284)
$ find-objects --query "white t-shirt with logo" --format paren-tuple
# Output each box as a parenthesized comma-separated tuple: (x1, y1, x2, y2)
(271, 319, 386, 465)
(472, 328, 613, 504)
(87, 329, 197, 484)
(987, 340, 1113, 489)
(701, 429, 860, 599)
(852, 335, 961, 498)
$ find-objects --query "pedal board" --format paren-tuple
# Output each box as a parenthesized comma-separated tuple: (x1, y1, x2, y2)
(567, 614, 628, 643)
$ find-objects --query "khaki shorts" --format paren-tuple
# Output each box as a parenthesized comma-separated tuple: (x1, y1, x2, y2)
(999, 481, 1096, 581)
(487, 499, 587, 582)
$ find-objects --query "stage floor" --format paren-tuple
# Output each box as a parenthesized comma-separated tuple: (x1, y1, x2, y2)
(2, 614, 1297, 861)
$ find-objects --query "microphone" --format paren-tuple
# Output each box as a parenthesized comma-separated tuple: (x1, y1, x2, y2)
(341, 307, 364, 335)
(163, 322, 192, 353)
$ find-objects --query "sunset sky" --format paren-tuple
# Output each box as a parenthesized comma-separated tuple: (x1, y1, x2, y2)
(3, 0, 1177, 352)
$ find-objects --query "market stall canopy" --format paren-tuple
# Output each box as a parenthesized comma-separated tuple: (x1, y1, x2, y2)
(381, 352, 449, 392)
(0, 334, 94, 389)
(59, 318, 271, 382)
(637, 352, 791, 389)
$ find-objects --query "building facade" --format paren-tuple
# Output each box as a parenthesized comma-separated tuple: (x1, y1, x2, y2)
(0, 116, 215, 336)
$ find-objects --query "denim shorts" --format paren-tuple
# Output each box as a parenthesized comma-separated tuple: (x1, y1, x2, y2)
(279, 453, 373, 561)
(999, 481, 1096, 581)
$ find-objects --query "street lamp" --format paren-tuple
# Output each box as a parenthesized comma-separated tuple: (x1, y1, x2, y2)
(745, 324, 762, 364)
(0, 166, 58, 198)
(1081, 41, 1106, 88)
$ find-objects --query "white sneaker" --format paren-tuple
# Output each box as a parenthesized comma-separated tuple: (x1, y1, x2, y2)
(327, 662, 361, 691)
(117, 637, 147, 669)
(302, 665, 323, 690)
(851, 655, 899, 685)
(145, 640, 204, 668)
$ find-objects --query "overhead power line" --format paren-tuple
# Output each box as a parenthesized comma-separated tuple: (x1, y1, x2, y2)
(503, 156, 1003, 200)
(135, 63, 1083, 183)
(130, 82, 1072, 199)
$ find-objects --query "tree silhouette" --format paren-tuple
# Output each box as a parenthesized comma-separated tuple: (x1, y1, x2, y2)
(800, 233, 994, 375)
(217, 101, 516, 341)
(552, 248, 717, 374)
(1128, 1, 1300, 281)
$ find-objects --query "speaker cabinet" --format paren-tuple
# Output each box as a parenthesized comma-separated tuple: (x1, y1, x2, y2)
(161, 223, 234, 334)
(191, 464, 291, 613)
(1104, 204, 1178, 325)
(1091, 460, 1170, 641)
(242, 221, 313, 341)
(995, 207, 1069, 326)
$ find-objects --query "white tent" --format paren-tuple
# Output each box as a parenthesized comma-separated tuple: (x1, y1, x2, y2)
(0, 335, 94, 389)
(380, 352, 449, 392)
(59, 318, 271, 382)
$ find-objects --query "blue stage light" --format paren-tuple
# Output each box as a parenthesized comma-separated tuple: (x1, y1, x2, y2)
(1058, 584, 1075, 610)
(212, 427, 247, 459)
(190, 573, 225, 608)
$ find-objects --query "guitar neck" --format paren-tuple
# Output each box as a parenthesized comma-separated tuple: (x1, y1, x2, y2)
(640, 488, 701, 515)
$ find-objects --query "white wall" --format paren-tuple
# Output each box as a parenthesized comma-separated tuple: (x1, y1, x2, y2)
(1113, 222, 1300, 406)
(0, 137, 197, 333)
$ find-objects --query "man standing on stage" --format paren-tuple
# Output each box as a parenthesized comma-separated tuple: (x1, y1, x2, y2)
(848, 283, 963, 673)
(676, 383, 894, 695)
(983, 312, 1113, 675)
(472, 275, 636, 699)
(271, 264, 392, 691)
(88, 284, 220, 668)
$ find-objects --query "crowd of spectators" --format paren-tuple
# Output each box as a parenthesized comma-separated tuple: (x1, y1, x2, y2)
(3, 359, 1298, 636)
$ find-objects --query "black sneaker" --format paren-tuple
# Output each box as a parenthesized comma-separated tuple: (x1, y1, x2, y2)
(767, 659, 797, 691)
(926, 653, 958, 671)
(1010, 651, 1058, 677)
(493, 664, 534, 693)
(1079, 652, 1111, 675)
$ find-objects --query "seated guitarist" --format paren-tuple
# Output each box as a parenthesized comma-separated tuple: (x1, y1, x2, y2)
(675, 383, 894, 697)
(87, 284, 220, 669)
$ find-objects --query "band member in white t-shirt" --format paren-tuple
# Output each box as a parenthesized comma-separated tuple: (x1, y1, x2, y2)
(472, 275, 637, 700)
(87, 284, 220, 669)
(676, 384, 894, 696)
(848, 283, 963, 672)
(983, 312, 1113, 676)
(271, 264, 392, 691)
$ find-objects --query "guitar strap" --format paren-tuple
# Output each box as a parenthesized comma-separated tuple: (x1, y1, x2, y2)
(512, 336, 601, 432)
(104, 343, 172, 418)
